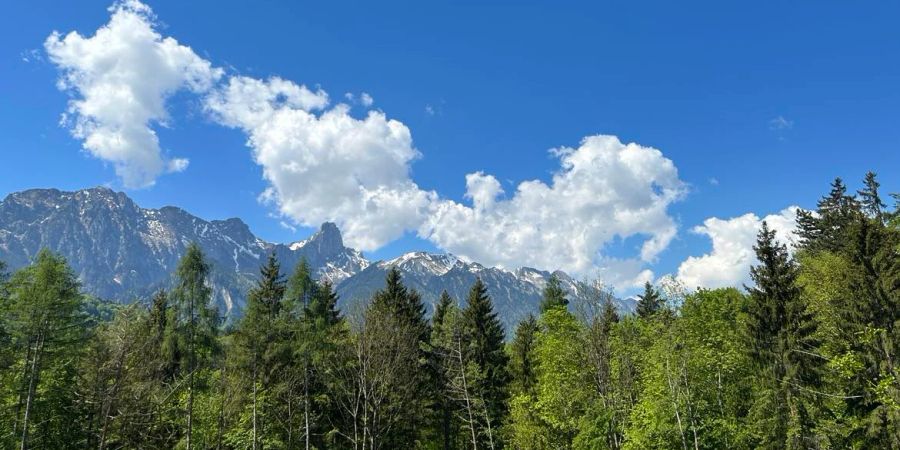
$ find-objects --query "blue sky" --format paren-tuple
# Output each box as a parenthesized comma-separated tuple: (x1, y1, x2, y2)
(2, 0, 899, 292)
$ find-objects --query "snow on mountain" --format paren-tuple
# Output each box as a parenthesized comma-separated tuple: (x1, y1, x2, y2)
(0, 187, 633, 331)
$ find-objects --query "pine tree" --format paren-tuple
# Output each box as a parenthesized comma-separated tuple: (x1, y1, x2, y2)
(171, 243, 218, 450)
(3, 250, 84, 449)
(858, 171, 886, 222)
(635, 281, 662, 319)
(746, 222, 822, 449)
(840, 214, 900, 446)
(234, 253, 286, 449)
(797, 177, 861, 252)
(462, 278, 510, 448)
(540, 274, 568, 313)
(430, 290, 459, 450)
(433, 290, 454, 332)
(369, 267, 432, 445)
(509, 313, 538, 394)
(285, 258, 315, 313)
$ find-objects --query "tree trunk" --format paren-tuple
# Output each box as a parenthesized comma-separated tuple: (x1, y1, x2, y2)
(20, 331, 45, 450)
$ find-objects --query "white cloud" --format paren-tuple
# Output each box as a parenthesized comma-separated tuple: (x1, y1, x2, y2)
(422, 135, 686, 283)
(44, 2, 692, 289)
(45, 0, 222, 188)
(206, 76, 436, 251)
(769, 115, 794, 131)
(676, 206, 799, 290)
(360, 92, 374, 107)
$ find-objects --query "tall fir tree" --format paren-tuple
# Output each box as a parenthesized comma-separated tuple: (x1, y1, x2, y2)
(3, 250, 84, 449)
(509, 313, 538, 395)
(234, 253, 286, 449)
(369, 267, 432, 445)
(635, 281, 663, 319)
(746, 222, 823, 449)
(539, 275, 568, 313)
(840, 213, 900, 446)
(462, 278, 510, 447)
(170, 243, 218, 450)
(858, 171, 886, 222)
(797, 177, 861, 252)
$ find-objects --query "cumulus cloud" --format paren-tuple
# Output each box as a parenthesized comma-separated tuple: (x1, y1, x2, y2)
(360, 92, 374, 107)
(677, 206, 799, 290)
(206, 76, 436, 251)
(45, 1, 692, 288)
(422, 135, 686, 282)
(45, 0, 222, 188)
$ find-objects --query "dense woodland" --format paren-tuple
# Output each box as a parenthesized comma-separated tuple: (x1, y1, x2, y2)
(0, 173, 898, 449)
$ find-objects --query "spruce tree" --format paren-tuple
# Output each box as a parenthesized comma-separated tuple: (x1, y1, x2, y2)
(4, 250, 84, 449)
(841, 214, 900, 446)
(858, 171, 886, 222)
(285, 258, 315, 313)
(635, 281, 662, 318)
(797, 177, 861, 252)
(433, 290, 454, 332)
(540, 274, 568, 313)
(509, 313, 538, 394)
(171, 243, 218, 450)
(370, 267, 432, 445)
(746, 222, 822, 449)
(234, 253, 286, 449)
(430, 290, 458, 450)
(462, 278, 510, 447)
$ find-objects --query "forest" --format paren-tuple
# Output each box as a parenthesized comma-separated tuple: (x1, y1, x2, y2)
(0, 172, 897, 450)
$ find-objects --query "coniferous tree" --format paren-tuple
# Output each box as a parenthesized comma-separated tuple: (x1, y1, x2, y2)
(462, 278, 510, 448)
(635, 281, 663, 319)
(540, 275, 568, 313)
(430, 290, 457, 449)
(509, 313, 539, 395)
(839, 213, 900, 446)
(746, 222, 823, 449)
(368, 267, 432, 445)
(234, 253, 285, 449)
(858, 171, 886, 222)
(797, 177, 861, 252)
(3, 250, 84, 449)
(170, 243, 218, 449)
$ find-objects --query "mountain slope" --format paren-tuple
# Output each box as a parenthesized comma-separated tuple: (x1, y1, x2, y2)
(336, 252, 634, 332)
(0, 187, 367, 314)
(0, 187, 632, 330)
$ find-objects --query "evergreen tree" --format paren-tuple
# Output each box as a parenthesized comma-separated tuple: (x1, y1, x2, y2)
(509, 313, 538, 394)
(462, 278, 510, 447)
(539, 274, 568, 313)
(433, 290, 454, 332)
(170, 243, 218, 449)
(839, 214, 900, 446)
(858, 171, 886, 222)
(369, 267, 432, 445)
(635, 281, 663, 319)
(2, 250, 84, 449)
(234, 253, 286, 449)
(285, 258, 316, 313)
(797, 177, 861, 252)
(745, 222, 823, 449)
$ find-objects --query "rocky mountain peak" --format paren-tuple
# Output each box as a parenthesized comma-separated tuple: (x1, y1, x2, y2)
(303, 222, 344, 255)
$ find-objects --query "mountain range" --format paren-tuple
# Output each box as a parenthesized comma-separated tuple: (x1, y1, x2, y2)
(0, 187, 633, 331)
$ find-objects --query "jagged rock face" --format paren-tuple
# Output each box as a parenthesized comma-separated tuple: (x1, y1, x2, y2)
(0, 187, 632, 331)
(336, 252, 635, 333)
(0, 187, 367, 315)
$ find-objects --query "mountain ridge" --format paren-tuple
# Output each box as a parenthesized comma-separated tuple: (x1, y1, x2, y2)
(0, 186, 633, 330)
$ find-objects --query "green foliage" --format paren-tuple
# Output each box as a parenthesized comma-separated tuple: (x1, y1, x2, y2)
(0, 172, 897, 449)
(636, 281, 663, 319)
(539, 274, 569, 313)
